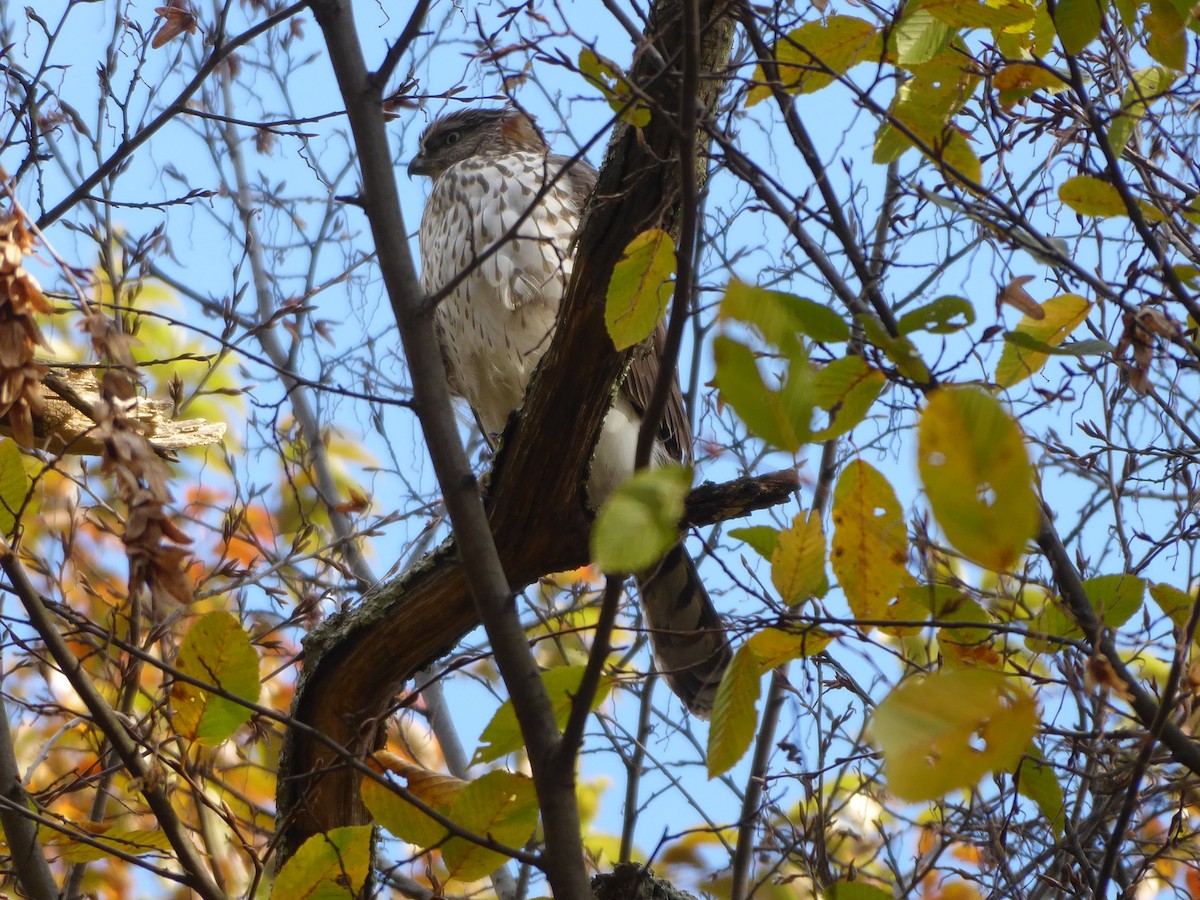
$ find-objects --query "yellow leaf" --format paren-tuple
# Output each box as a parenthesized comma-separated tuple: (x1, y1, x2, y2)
(591, 465, 691, 573)
(171, 611, 261, 745)
(994, 293, 1091, 387)
(747, 16, 881, 105)
(770, 512, 827, 604)
(271, 825, 372, 900)
(1058, 175, 1127, 217)
(442, 771, 539, 882)
(872, 669, 1038, 801)
(362, 753, 467, 848)
(917, 386, 1037, 571)
(922, 0, 1036, 29)
(474, 666, 613, 764)
(747, 626, 834, 668)
(831, 460, 909, 619)
(707, 644, 762, 778)
(605, 229, 675, 351)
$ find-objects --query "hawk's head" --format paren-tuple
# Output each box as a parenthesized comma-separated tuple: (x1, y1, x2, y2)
(407, 107, 548, 178)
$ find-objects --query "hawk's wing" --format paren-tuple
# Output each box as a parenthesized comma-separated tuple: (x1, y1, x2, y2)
(551, 154, 693, 466)
(623, 321, 693, 466)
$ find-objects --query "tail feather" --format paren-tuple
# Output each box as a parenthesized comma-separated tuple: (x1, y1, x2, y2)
(635, 543, 732, 718)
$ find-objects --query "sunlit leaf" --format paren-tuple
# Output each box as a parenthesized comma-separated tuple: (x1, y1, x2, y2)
(1108, 67, 1173, 153)
(922, 0, 1036, 29)
(1084, 574, 1144, 628)
(0, 439, 29, 534)
(1144, 0, 1187, 70)
(831, 460, 909, 619)
(1051, 0, 1102, 53)
(271, 825, 372, 900)
(994, 293, 1091, 387)
(891, 6, 955, 65)
(171, 611, 261, 745)
(730, 525, 780, 561)
(810, 356, 885, 441)
(746, 625, 834, 669)
(858, 315, 932, 383)
(993, 62, 1067, 107)
(873, 669, 1038, 801)
(579, 48, 652, 126)
(442, 771, 539, 881)
(771, 511, 828, 604)
(41, 826, 174, 864)
(707, 644, 762, 778)
(917, 386, 1037, 571)
(720, 278, 851, 346)
(747, 16, 881, 104)
(591, 465, 691, 573)
(362, 754, 467, 848)
(1058, 175, 1127, 218)
(605, 229, 675, 351)
(1015, 746, 1065, 837)
(474, 666, 613, 764)
(826, 881, 895, 900)
(712, 336, 810, 452)
(1150, 582, 1200, 646)
(897, 295, 975, 335)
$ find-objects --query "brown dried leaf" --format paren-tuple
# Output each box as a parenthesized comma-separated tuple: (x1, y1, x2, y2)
(152, 3, 199, 49)
(998, 275, 1044, 318)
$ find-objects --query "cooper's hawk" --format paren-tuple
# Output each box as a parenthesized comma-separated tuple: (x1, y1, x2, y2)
(408, 107, 731, 717)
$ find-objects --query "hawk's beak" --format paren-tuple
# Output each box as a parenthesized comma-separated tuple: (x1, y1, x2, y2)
(406, 154, 430, 178)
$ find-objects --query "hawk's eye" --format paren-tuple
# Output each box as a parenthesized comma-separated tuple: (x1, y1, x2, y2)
(444, 131, 461, 146)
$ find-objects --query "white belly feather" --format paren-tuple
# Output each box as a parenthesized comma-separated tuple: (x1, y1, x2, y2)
(421, 152, 650, 505)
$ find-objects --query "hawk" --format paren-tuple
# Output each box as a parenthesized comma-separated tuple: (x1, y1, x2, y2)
(408, 107, 731, 717)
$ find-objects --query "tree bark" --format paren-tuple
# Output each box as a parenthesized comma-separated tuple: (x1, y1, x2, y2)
(277, 0, 743, 876)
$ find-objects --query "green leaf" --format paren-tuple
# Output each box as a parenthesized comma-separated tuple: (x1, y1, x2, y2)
(579, 48, 652, 126)
(994, 293, 1091, 387)
(729, 525, 780, 561)
(1058, 175, 1127, 217)
(362, 759, 466, 848)
(41, 826, 174, 864)
(271, 825, 373, 900)
(474, 665, 612, 764)
(746, 625, 834, 668)
(442, 771, 540, 882)
(922, 0, 1037, 29)
(825, 882, 895, 900)
(0, 439, 28, 535)
(891, 6, 955, 65)
(605, 229, 675, 351)
(831, 460, 909, 619)
(1084, 574, 1144, 628)
(897, 295, 976, 335)
(770, 512, 828, 604)
(993, 62, 1068, 108)
(747, 16, 882, 104)
(1108, 67, 1173, 153)
(1145, 0, 1187, 70)
(712, 336, 811, 452)
(1052, 0, 1103, 53)
(1151, 582, 1200, 643)
(171, 611, 261, 745)
(591, 465, 691, 573)
(917, 386, 1037, 571)
(872, 669, 1038, 801)
(1015, 746, 1066, 837)
(810, 356, 885, 441)
(720, 278, 851, 346)
(707, 644, 762, 778)
(857, 315, 932, 384)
